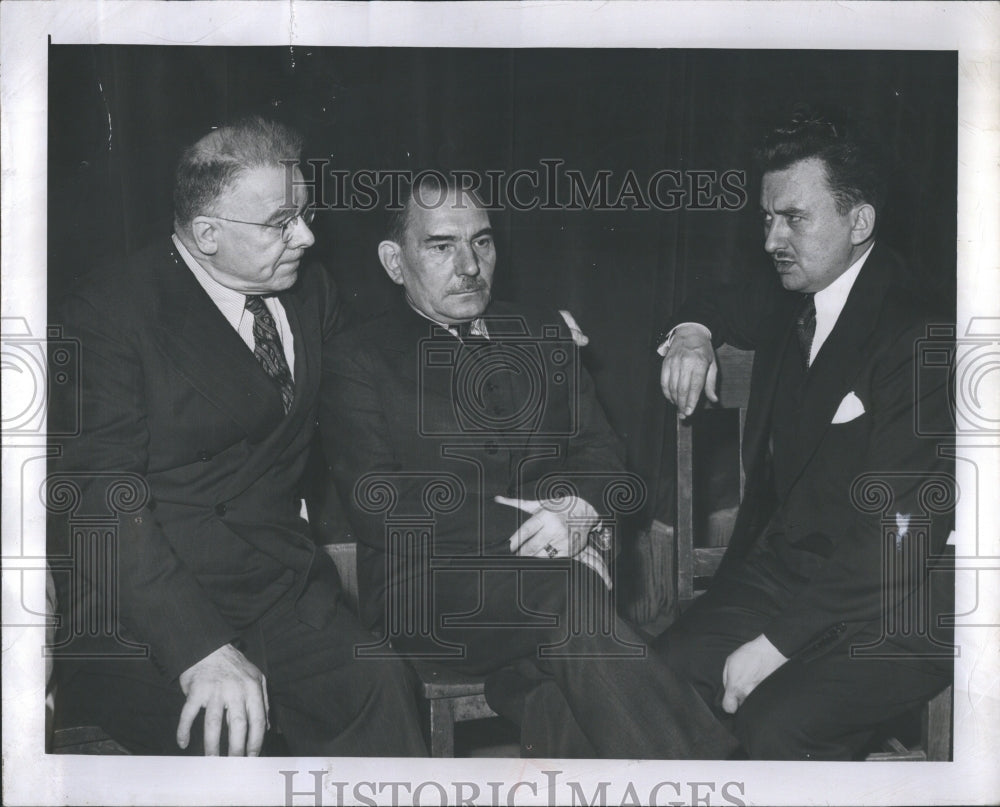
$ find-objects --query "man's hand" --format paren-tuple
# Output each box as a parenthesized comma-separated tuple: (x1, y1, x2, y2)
(721, 633, 788, 714)
(659, 324, 718, 418)
(496, 496, 611, 588)
(496, 495, 597, 559)
(176, 643, 270, 756)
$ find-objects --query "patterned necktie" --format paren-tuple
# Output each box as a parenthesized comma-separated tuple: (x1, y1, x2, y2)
(795, 293, 817, 368)
(245, 295, 294, 413)
(456, 319, 487, 343)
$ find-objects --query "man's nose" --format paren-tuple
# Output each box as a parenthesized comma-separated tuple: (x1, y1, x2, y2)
(287, 216, 315, 250)
(763, 218, 785, 254)
(454, 241, 480, 276)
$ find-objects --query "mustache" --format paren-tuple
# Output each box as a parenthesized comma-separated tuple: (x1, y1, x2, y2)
(452, 278, 488, 293)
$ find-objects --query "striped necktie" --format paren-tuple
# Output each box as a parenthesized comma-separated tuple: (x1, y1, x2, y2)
(245, 295, 294, 413)
(795, 293, 817, 368)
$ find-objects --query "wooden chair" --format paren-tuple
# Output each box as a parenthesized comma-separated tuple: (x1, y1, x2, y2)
(50, 726, 130, 755)
(672, 345, 952, 760)
(675, 344, 753, 607)
(865, 685, 953, 761)
(323, 542, 497, 757)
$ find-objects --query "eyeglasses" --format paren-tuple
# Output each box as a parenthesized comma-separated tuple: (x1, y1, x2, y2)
(210, 206, 316, 243)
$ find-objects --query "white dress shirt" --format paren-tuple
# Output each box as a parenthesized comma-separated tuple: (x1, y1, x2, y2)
(172, 234, 295, 377)
(807, 243, 873, 366)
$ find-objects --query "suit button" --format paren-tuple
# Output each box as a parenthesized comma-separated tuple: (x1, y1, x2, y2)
(485, 441, 499, 455)
(197, 450, 211, 462)
(215, 503, 227, 516)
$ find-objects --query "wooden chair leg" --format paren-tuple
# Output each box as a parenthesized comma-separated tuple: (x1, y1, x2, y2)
(427, 699, 455, 758)
(923, 684, 953, 761)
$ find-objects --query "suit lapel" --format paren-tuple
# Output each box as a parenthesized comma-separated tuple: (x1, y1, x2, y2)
(781, 245, 893, 487)
(742, 308, 796, 471)
(154, 242, 284, 434)
(280, 284, 318, 416)
(382, 298, 461, 403)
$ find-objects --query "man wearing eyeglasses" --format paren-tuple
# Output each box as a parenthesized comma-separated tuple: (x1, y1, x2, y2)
(48, 117, 426, 756)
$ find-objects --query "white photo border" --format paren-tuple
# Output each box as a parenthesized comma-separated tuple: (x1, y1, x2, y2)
(2, 2, 997, 805)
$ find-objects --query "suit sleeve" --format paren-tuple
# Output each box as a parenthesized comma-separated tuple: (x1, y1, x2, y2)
(666, 270, 788, 351)
(319, 335, 424, 553)
(527, 316, 627, 515)
(761, 317, 954, 657)
(53, 292, 238, 681)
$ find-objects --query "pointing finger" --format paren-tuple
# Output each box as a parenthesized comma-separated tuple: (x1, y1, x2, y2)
(494, 496, 542, 515)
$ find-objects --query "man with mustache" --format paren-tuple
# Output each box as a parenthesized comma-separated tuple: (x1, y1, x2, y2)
(657, 106, 954, 758)
(49, 117, 426, 756)
(322, 174, 737, 758)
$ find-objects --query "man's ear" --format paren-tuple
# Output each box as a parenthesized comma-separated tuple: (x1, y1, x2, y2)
(190, 217, 220, 256)
(849, 203, 876, 245)
(378, 240, 405, 285)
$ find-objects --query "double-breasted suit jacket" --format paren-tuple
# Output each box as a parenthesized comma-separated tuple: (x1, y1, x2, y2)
(50, 240, 344, 682)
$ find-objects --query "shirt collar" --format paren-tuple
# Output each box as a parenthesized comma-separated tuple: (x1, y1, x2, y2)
(405, 299, 489, 339)
(172, 233, 249, 331)
(813, 242, 874, 324)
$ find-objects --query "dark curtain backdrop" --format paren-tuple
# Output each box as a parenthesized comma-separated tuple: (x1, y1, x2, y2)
(48, 46, 957, 529)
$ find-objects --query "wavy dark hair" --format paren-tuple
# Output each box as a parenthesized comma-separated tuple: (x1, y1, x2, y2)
(755, 103, 888, 219)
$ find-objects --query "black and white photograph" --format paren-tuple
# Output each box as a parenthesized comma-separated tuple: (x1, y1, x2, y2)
(2, 2, 998, 806)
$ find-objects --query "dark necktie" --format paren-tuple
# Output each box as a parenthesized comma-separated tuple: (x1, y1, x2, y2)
(245, 295, 294, 413)
(795, 293, 817, 368)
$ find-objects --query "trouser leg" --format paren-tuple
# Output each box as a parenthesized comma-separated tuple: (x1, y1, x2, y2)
(56, 591, 427, 756)
(258, 595, 427, 757)
(732, 628, 952, 760)
(654, 564, 953, 759)
(55, 659, 195, 755)
(393, 561, 737, 758)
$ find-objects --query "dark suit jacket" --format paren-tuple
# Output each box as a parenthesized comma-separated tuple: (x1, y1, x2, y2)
(321, 298, 626, 630)
(673, 243, 954, 658)
(49, 239, 345, 681)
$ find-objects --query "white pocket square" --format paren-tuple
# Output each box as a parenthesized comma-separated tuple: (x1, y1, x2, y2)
(832, 391, 866, 424)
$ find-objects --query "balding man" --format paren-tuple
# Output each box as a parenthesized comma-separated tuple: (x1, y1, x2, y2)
(49, 117, 425, 756)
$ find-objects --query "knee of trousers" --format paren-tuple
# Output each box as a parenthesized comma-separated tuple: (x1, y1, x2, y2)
(659, 624, 723, 693)
(364, 654, 418, 689)
(733, 693, 834, 760)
